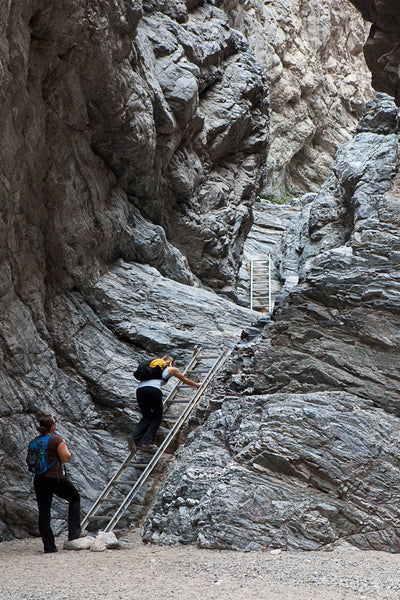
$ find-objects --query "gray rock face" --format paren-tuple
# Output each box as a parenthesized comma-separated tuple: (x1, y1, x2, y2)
(237, 199, 302, 309)
(0, 0, 266, 539)
(0, 0, 397, 556)
(129, 6, 269, 295)
(142, 94, 400, 552)
(237, 91, 400, 309)
(1, 259, 258, 539)
(143, 392, 400, 551)
(1, 0, 268, 298)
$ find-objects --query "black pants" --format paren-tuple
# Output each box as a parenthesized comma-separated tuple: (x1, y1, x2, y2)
(130, 386, 163, 445)
(34, 475, 81, 552)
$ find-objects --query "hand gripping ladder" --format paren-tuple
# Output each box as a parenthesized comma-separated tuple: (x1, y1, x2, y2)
(81, 345, 230, 533)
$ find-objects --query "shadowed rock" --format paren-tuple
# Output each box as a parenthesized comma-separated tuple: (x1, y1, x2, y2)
(349, 0, 400, 103)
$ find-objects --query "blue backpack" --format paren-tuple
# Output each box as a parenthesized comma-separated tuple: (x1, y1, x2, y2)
(27, 435, 56, 474)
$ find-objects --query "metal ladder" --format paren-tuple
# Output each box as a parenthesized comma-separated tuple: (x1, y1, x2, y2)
(250, 255, 272, 312)
(81, 345, 230, 533)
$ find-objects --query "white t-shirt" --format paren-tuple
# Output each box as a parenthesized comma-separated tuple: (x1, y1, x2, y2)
(137, 367, 171, 390)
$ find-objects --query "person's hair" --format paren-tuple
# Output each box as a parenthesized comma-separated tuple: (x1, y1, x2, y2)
(162, 355, 175, 367)
(37, 415, 56, 435)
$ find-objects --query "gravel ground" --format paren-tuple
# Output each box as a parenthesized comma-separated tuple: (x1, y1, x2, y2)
(1, 530, 400, 600)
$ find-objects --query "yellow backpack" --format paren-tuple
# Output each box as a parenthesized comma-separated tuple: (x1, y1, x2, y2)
(149, 359, 167, 370)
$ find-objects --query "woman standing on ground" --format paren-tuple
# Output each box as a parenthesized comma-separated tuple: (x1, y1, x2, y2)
(27, 415, 82, 553)
(128, 355, 201, 452)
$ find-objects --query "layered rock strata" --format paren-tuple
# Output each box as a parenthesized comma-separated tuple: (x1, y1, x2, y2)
(0, 0, 394, 547)
(0, 0, 269, 298)
(142, 95, 400, 552)
(225, 0, 373, 195)
(0, 0, 267, 538)
(1, 259, 259, 539)
(237, 199, 302, 309)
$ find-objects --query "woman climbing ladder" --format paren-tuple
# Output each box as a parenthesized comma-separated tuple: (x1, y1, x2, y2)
(128, 355, 200, 452)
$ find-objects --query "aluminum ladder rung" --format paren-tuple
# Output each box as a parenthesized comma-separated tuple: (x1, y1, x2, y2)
(81, 345, 229, 533)
(81, 345, 228, 532)
(168, 398, 194, 403)
(98, 498, 123, 504)
(250, 254, 272, 313)
(113, 480, 144, 485)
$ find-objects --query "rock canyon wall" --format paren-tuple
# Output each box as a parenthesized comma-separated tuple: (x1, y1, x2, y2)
(349, 0, 400, 103)
(0, 0, 392, 551)
(0, 0, 268, 539)
(224, 0, 373, 196)
(143, 93, 400, 552)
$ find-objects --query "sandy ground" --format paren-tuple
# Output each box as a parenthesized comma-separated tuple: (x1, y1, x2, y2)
(1, 529, 400, 600)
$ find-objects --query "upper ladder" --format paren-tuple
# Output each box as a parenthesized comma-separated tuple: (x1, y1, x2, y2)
(250, 255, 272, 312)
(81, 345, 229, 533)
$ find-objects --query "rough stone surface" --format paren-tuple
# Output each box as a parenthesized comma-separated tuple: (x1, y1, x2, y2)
(0, 257, 258, 539)
(143, 392, 400, 551)
(0, 0, 265, 539)
(142, 94, 400, 552)
(237, 199, 301, 310)
(225, 0, 374, 195)
(349, 0, 400, 103)
(0, 0, 397, 555)
(0, 0, 269, 302)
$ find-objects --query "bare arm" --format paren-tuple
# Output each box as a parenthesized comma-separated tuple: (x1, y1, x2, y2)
(57, 440, 71, 463)
(167, 366, 201, 388)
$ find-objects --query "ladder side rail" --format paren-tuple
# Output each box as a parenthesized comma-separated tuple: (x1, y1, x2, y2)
(82, 348, 204, 529)
(183, 345, 204, 374)
(268, 253, 272, 313)
(104, 346, 230, 532)
(81, 450, 136, 530)
(250, 257, 254, 310)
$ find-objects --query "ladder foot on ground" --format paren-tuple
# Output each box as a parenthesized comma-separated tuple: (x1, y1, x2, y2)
(81, 345, 230, 533)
